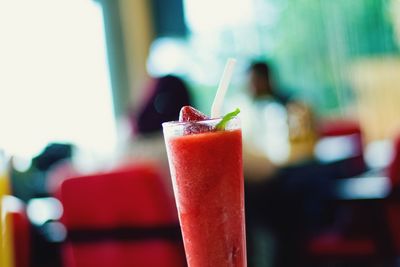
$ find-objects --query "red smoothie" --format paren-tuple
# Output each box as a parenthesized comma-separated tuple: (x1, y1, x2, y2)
(164, 118, 246, 267)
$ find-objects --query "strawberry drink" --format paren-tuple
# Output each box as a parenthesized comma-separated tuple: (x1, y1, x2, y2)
(163, 106, 246, 267)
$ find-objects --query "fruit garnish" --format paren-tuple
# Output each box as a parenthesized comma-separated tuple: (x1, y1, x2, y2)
(178, 106, 240, 135)
(215, 108, 240, 130)
(179, 106, 209, 122)
(179, 106, 211, 135)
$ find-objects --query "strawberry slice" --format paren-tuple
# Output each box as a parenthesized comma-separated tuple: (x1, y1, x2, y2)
(179, 106, 212, 135)
(179, 106, 209, 122)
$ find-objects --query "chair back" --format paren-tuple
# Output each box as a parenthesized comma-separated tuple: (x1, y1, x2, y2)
(59, 164, 186, 267)
(316, 119, 366, 176)
(388, 136, 400, 188)
(318, 119, 364, 156)
(386, 135, 400, 254)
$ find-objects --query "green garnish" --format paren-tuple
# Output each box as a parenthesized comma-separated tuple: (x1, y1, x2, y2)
(216, 108, 240, 130)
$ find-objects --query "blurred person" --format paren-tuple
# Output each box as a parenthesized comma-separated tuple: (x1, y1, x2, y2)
(241, 61, 317, 267)
(246, 62, 291, 164)
(120, 75, 192, 178)
(235, 61, 289, 182)
(245, 62, 330, 267)
(248, 61, 290, 105)
(243, 61, 316, 168)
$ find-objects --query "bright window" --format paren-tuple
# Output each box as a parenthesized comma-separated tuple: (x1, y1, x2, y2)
(0, 0, 116, 158)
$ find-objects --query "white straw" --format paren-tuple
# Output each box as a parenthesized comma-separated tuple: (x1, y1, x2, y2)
(211, 58, 237, 118)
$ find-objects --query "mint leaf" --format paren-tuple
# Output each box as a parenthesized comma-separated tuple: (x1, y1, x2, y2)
(216, 108, 240, 130)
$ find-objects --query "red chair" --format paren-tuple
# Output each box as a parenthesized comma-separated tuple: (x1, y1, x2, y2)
(316, 119, 366, 175)
(59, 164, 186, 267)
(307, 230, 377, 260)
(307, 134, 400, 264)
(2, 196, 31, 267)
(318, 119, 362, 138)
(385, 135, 400, 256)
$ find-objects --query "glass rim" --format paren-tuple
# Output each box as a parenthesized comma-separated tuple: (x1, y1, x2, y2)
(162, 117, 240, 128)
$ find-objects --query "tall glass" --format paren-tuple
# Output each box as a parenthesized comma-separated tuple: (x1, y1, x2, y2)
(163, 117, 246, 267)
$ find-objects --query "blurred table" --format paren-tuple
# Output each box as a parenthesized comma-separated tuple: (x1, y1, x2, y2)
(334, 169, 391, 200)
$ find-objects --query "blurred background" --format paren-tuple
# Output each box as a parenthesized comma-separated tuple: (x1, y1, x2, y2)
(1, 0, 400, 266)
